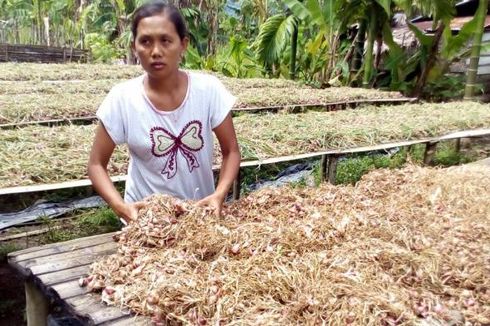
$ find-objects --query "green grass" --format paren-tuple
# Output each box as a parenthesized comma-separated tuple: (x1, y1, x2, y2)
(0, 299, 19, 319)
(0, 243, 21, 262)
(238, 140, 476, 193)
(333, 141, 471, 185)
(39, 207, 121, 245)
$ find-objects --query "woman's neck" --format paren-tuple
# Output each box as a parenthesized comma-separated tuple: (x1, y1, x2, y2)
(146, 69, 184, 94)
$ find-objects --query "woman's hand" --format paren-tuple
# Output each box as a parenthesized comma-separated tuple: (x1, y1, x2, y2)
(114, 201, 146, 224)
(197, 192, 226, 217)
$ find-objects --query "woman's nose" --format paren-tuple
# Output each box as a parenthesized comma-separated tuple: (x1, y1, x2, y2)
(151, 44, 163, 57)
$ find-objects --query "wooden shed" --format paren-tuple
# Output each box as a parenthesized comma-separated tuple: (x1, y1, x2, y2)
(411, 0, 490, 97)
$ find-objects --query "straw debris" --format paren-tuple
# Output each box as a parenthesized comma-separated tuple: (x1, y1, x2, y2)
(1, 101, 489, 188)
(0, 63, 401, 125)
(82, 164, 490, 325)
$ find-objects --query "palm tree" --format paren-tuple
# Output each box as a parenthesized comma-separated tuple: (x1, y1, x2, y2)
(254, 13, 298, 76)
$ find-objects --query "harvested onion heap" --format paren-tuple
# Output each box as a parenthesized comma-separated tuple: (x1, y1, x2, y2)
(81, 164, 490, 325)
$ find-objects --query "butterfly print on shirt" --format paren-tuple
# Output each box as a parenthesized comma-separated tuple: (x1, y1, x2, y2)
(150, 120, 204, 179)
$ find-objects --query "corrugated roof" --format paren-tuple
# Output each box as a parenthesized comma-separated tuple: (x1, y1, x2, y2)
(412, 15, 490, 33)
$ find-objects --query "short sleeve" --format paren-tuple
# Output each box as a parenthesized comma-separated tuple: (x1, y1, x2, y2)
(96, 86, 127, 145)
(209, 76, 236, 129)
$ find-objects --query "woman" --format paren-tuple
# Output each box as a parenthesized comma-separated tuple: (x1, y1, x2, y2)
(88, 1, 240, 223)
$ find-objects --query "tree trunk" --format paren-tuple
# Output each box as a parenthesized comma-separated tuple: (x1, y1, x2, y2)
(207, 11, 219, 56)
(411, 21, 445, 98)
(374, 33, 383, 69)
(362, 7, 377, 88)
(464, 0, 488, 100)
(289, 18, 298, 80)
(43, 17, 50, 47)
(326, 34, 340, 81)
(37, 0, 44, 45)
(350, 19, 366, 84)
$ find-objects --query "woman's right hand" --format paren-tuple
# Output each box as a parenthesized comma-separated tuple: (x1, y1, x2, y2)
(115, 201, 146, 224)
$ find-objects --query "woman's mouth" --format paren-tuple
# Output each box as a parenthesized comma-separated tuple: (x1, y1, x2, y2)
(151, 62, 165, 69)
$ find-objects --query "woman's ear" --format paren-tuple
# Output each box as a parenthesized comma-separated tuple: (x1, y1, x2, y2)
(131, 40, 136, 54)
(131, 41, 138, 62)
(182, 36, 189, 53)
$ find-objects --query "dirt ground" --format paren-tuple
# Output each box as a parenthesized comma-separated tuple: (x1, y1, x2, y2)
(0, 262, 26, 325)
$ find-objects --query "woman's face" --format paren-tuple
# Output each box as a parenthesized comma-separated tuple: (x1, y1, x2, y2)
(132, 13, 188, 78)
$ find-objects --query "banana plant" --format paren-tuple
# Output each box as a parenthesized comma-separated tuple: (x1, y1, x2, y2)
(218, 36, 262, 77)
(282, 0, 342, 82)
(382, 0, 487, 98)
(253, 13, 299, 77)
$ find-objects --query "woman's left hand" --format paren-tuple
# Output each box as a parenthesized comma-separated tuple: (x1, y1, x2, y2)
(197, 192, 225, 217)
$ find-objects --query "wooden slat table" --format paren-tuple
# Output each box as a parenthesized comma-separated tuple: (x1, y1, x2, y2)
(7, 232, 150, 326)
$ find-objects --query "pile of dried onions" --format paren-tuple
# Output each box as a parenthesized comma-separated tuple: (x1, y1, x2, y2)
(82, 164, 490, 325)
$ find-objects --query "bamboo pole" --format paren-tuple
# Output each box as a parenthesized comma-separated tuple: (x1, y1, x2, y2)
(464, 0, 489, 100)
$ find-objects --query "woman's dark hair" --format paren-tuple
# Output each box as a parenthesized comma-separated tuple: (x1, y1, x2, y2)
(131, 1, 188, 41)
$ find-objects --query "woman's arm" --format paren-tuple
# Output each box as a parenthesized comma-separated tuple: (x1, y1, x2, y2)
(198, 113, 240, 216)
(88, 123, 144, 222)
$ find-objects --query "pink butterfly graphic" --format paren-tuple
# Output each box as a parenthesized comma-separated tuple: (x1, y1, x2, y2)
(150, 120, 204, 179)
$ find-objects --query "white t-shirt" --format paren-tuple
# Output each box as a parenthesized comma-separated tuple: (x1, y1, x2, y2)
(96, 71, 236, 203)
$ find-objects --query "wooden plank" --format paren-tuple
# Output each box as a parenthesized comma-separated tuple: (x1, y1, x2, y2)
(471, 157, 490, 166)
(51, 279, 89, 299)
(22, 241, 117, 269)
(27, 242, 117, 275)
(478, 56, 490, 65)
(38, 264, 91, 286)
(62, 294, 101, 317)
(9, 232, 113, 261)
(0, 116, 98, 129)
(477, 65, 490, 75)
(87, 307, 132, 325)
(236, 97, 413, 113)
(101, 315, 149, 325)
(64, 295, 131, 325)
(0, 175, 126, 195)
(0, 226, 60, 241)
(1, 128, 489, 197)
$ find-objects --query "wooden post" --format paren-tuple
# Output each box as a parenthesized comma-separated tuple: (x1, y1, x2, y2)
(423, 142, 438, 165)
(25, 280, 49, 326)
(327, 155, 339, 185)
(455, 138, 461, 153)
(320, 155, 328, 182)
(232, 170, 241, 201)
(405, 145, 412, 161)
